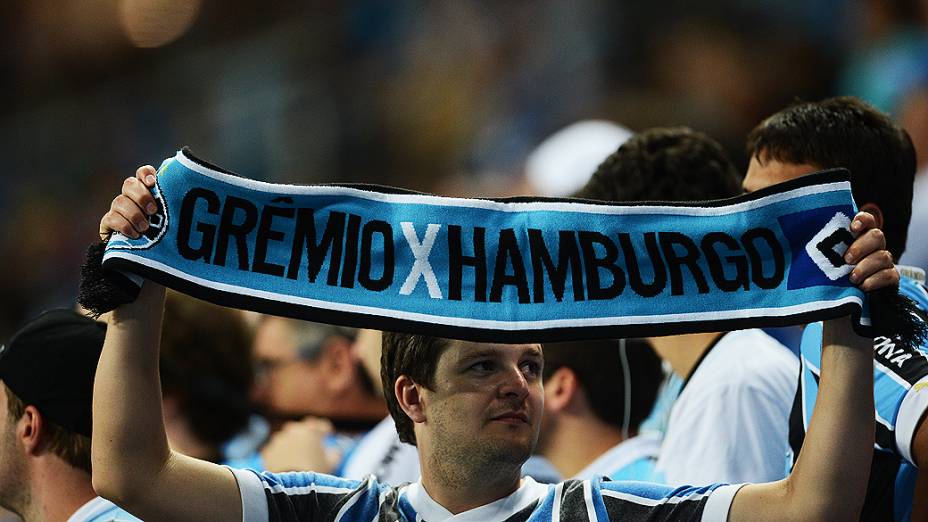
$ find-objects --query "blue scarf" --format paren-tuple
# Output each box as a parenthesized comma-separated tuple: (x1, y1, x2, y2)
(97, 148, 869, 342)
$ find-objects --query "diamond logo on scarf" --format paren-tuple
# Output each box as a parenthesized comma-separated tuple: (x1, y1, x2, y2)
(805, 212, 854, 281)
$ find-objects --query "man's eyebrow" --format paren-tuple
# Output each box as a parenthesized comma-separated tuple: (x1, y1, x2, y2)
(457, 349, 502, 363)
(523, 347, 543, 358)
(455, 346, 543, 364)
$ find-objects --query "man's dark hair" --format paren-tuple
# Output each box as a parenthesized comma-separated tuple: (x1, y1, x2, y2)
(159, 291, 254, 460)
(3, 383, 92, 473)
(746, 96, 916, 259)
(575, 127, 743, 202)
(541, 339, 662, 433)
(380, 332, 453, 445)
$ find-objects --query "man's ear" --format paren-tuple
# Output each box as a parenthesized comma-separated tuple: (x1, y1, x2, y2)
(395, 375, 426, 424)
(18, 405, 44, 456)
(859, 203, 884, 230)
(544, 367, 578, 413)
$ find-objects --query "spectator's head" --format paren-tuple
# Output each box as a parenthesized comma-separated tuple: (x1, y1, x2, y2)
(535, 338, 662, 458)
(381, 333, 542, 472)
(744, 96, 916, 259)
(575, 126, 743, 203)
(252, 316, 378, 425)
(0, 309, 105, 516)
(160, 292, 254, 461)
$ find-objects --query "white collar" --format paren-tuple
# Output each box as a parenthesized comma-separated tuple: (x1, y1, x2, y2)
(66, 496, 118, 522)
(571, 431, 662, 480)
(405, 476, 548, 521)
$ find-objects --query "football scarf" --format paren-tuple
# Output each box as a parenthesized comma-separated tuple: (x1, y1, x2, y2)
(93, 148, 871, 343)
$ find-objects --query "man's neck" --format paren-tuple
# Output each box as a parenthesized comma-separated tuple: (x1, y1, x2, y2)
(648, 332, 725, 379)
(542, 416, 625, 479)
(24, 459, 97, 522)
(419, 452, 523, 514)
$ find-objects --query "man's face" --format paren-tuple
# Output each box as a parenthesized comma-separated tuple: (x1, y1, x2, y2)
(743, 154, 820, 192)
(0, 384, 28, 513)
(251, 318, 331, 420)
(418, 342, 544, 468)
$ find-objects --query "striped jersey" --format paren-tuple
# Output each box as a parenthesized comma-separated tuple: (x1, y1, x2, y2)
(789, 274, 928, 521)
(231, 468, 742, 521)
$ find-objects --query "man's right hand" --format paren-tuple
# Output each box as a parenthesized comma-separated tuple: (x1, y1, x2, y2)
(99, 165, 159, 240)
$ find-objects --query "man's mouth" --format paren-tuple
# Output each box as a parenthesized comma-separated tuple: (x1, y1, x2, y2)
(490, 411, 529, 424)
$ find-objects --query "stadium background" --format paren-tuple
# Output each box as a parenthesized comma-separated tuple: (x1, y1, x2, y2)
(2, 0, 927, 339)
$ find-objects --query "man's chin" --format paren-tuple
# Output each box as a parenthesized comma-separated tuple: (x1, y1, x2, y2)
(482, 434, 536, 465)
(486, 445, 532, 467)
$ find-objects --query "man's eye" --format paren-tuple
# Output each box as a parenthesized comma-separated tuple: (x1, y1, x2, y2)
(469, 361, 494, 373)
(521, 360, 541, 377)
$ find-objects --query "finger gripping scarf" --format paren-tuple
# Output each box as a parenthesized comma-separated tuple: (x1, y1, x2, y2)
(81, 148, 907, 343)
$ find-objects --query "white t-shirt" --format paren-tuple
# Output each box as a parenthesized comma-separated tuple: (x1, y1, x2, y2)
(571, 431, 661, 481)
(66, 497, 139, 522)
(340, 416, 421, 484)
(655, 329, 799, 484)
(900, 170, 928, 271)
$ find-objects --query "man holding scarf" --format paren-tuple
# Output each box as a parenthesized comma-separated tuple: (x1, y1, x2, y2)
(90, 162, 897, 521)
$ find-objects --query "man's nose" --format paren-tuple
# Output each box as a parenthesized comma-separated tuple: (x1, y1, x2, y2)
(498, 365, 530, 400)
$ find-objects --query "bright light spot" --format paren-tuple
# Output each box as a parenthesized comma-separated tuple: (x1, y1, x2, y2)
(119, 0, 201, 48)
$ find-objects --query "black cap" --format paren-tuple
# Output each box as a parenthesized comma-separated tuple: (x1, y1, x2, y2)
(0, 309, 106, 437)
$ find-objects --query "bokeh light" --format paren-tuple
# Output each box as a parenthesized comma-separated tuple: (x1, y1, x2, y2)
(119, 0, 201, 48)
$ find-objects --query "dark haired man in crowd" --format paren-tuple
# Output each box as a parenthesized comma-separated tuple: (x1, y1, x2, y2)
(160, 291, 257, 464)
(0, 310, 137, 522)
(534, 338, 664, 480)
(89, 163, 895, 520)
(576, 127, 800, 485)
(744, 95, 928, 521)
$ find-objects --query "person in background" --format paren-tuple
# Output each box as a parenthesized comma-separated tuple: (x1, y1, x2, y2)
(576, 127, 800, 484)
(0, 310, 137, 521)
(250, 317, 387, 473)
(160, 291, 257, 465)
(898, 83, 928, 272)
(743, 95, 928, 521)
(252, 317, 386, 430)
(535, 338, 663, 480)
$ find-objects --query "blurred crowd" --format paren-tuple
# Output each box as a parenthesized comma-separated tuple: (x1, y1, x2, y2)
(2, 1, 928, 520)
(4, 0, 928, 339)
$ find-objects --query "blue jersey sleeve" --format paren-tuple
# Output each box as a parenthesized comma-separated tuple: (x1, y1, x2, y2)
(230, 468, 393, 522)
(795, 276, 928, 463)
(596, 479, 742, 522)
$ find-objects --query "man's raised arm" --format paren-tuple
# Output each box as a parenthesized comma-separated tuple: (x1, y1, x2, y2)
(729, 212, 894, 521)
(91, 167, 242, 521)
